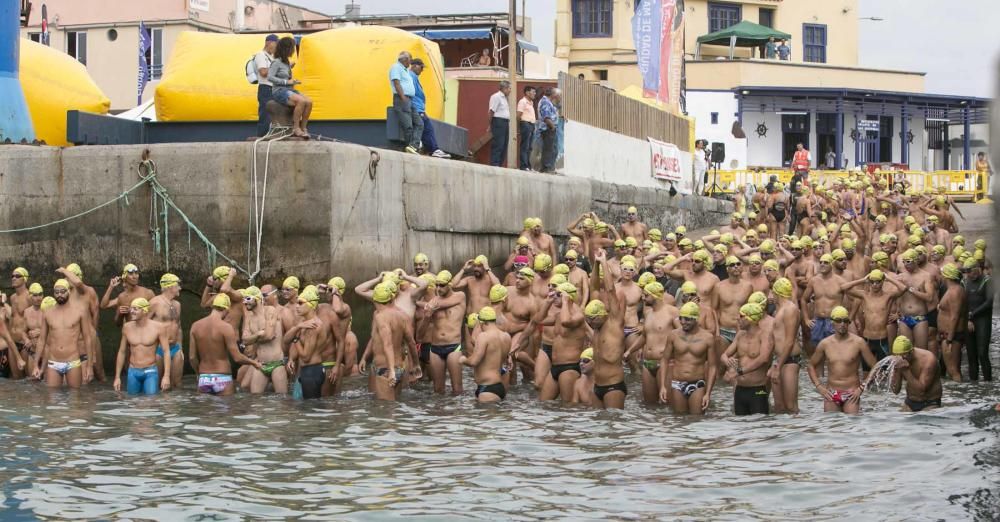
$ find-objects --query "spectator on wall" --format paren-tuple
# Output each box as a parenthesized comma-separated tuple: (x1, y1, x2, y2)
(488, 80, 512, 167)
(253, 34, 278, 137)
(537, 87, 560, 173)
(516, 86, 537, 170)
(390, 51, 422, 153)
(694, 139, 709, 194)
(269, 36, 312, 138)
(765, 37, 777, 60)
(478, 48, 492, 66)
(409, 58, 450, 159)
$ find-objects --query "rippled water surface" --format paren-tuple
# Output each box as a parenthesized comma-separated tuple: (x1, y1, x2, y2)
(2, 367, 999, 520)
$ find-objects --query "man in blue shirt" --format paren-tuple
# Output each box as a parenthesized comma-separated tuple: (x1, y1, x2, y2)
(765, 37, 777, 59)
(777, 39, 791, 61)
(536, 87, 561, 173)
(389, 51, 422, 153)
(409, 59, 450, 159)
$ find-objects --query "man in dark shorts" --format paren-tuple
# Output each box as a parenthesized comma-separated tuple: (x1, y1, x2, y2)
(721, 303, 774, 415)
(888, 336, 942, 412)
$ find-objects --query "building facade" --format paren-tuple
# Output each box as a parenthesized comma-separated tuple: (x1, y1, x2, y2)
(20, 0, 329, 111)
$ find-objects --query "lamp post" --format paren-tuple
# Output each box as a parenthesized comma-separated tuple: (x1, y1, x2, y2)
(506, 0, 519, 169)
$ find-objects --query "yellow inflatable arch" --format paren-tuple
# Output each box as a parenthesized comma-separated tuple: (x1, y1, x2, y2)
(21, 39, 110, 146)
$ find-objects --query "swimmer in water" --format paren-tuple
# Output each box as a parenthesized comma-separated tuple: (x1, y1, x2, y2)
(658, 302, 716, 415)
(806, 306, 876, 414)
(460, 306, 510, 402)
(148, 273, 184, 389)
(34, 279, 94, 388)
(886, 336, 942, 412)
(189, 293, 260, 396)
(113, 298, 172, 394)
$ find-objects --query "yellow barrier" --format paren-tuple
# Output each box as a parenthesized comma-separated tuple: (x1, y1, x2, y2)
(706, 169, 988, 202)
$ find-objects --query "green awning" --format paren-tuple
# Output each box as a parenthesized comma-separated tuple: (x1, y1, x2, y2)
(696, 20, 791, 47)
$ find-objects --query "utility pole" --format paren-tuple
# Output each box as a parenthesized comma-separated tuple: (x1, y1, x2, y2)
(506, 0, 518, 169)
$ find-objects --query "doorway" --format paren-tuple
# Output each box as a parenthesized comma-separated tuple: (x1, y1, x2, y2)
(781, 113, 810, 168)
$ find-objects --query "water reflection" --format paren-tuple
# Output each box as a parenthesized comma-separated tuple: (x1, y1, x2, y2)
(1, 371, 998, 519)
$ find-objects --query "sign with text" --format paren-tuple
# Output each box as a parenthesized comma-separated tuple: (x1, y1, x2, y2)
(649, 138, 691, 194)
(858, 120, 880, 131)
(189, 0, 210, 12)
(631, 0, 684, 111)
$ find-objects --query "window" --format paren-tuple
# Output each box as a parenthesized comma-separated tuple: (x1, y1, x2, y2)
(28, 32, 41, 42)
(803, 24, 827, 63)
(572, 0, 612, 38)
(759, 8, 774, 28)
(878, 115, 894, 162)
(708, 2, 741, 33)
(144, 27, 164, 80)
(67, 31, 87, 65)
(596, 69, 608, 81)
(711, 112, 719, 125)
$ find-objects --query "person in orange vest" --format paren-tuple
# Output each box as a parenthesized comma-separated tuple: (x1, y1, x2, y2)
(791, 142, 812, 173)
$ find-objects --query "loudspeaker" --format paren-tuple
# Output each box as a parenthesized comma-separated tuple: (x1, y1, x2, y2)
(711, 142, 726, 165)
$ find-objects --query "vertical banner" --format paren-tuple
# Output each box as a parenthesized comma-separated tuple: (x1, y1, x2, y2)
(631, 0, 685, 111)
(137, 21, 151, 104)
(649, 137, 692, 194)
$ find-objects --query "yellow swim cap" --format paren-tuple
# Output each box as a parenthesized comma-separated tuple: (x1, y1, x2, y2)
(517, 267, 536, 280)
(489, 284, 508, 303)
(66, 263, 83, 279)
(800, 236, 814, 248)
(516, 236, 530, 248)
(963, 257, 979, 270)
(791, 240, 804, 250)
(879, 233, 892, 244)
(596, 221, 609, 232)
(435, 270, 453, 285)
(372, 283, 394, 304)
(548, 274, 568, 286)
(637, 272, 656, 289)
(564, 249, 579, 260)
(210, 266, 230, 280)
(557, 282, 578, 301)
(932, 245, 947, 256)
(28, 283, 43, 295)
(748, 254, 762, 265)
(131, 297, 151, 312)
(763, 259, 780, 272)
(533, 254, 553, 272)
(628, 206, 638, 214)
(40, 296, 56, 311)
(740, 303, 764, 323)
(243, 285, 263, 301)
(725, 255, 741, 267)
(831, 249, 847, 261)
(466, 313, 479, 329)
(160, 273, 180, 289)
(927, 215, 939, 223)
(122, 263, 139, 277)
(621, 260, 637, 272)
(868, 269, 885, 282)
(907, 235, 922, 247)
(282, 276, 300, 290)
(328, 277, 346, 293)
(414, 253, 429, 264)
(772, 277, 793, 298)
(614, 239, 627, 248)
(419, 273, 436, 288)
(748, 291, 767, 305)
(666, 233, 677, 241)
(523, 217, 533, 230)
(584, 300, 607, 318)
(842, 238, 856, 250)
(892, 336, 913, 355)
(478, 306, 497, 322)
(901, 249, 918, 262)
(820, 254, 834, 264)
(714, 244, 729, 255)
(875, 214, 888, 223)
(580, 347, 594, 361)
(644, 282, 664, 299)
(831, 306, 849, 321)
(212, 293, 231, 310)
(974, 249, 985, 261)
(624, 236, 638, 248)
(680, 281, 698, 295)
(872, 252, 889, 267)
(568, 235, 582, 246)
(760, 239, 776, 254)
(953, 235, 965, 246)
(904, 216, 916, 225)
(975, 239, 987, 250)
(676, 225, 687, 234)
(474, 255, 489, 267)
(12, 266, 28, 280)
(720, 233, 734, 245)
(553, 263, 570, 275)
(53, 279, 70, 290)
(678, 238, 693, 248)
(679, 301, 700, 320)
(649, 228, 662, 240)
(581, 218, 594, 230)
(757, 224, 768, 235)
(940, 263, 961, 281)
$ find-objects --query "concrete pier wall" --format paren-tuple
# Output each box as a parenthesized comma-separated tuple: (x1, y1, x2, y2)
(0, 141, 731, 288)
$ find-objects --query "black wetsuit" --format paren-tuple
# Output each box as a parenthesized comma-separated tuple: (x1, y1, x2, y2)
(965, 275, 993, 381)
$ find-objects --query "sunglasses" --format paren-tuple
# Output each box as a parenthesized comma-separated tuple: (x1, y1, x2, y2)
(832, 318, 850, 324)
(728, 263, 742, 268)
(243, 297, 255, 304)
(10, 274, 23, 279)
(580, 358, 593, 364)
(125, 269, 139, 274)
(263, 289, 278, 297)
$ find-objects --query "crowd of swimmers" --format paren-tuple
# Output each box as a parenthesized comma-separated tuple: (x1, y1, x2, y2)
(0, 172, 994, 414)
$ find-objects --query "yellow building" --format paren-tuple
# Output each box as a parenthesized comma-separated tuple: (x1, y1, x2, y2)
(556, 0, 989, 172)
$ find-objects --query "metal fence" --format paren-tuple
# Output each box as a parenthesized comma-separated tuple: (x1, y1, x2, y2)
(558, 73, 690, 150)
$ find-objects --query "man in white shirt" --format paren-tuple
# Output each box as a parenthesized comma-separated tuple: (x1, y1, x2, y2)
(488, 81, 512, 167)
(254, 34, 278, 137)
(693, 140, 708, 195)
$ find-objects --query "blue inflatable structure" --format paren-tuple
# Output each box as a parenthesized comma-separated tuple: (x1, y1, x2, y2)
(0, 0, 33, 142)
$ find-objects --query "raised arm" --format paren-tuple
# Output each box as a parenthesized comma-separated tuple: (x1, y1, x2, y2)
(353, 273, 384, 302)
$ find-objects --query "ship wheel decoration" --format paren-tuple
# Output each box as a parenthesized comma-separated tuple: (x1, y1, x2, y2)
(849, 128, 860, 142)
(755, 122, 768, 138)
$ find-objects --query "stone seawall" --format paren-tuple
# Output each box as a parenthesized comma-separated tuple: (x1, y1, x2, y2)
(0, 141, 731, 288)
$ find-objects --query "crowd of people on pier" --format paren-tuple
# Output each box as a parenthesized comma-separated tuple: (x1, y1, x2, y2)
(0, 170, 994, 415)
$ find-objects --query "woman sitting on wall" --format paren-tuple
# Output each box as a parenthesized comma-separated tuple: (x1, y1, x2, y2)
(268, 36, 313, 138)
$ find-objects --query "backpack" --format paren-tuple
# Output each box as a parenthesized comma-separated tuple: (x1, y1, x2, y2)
(246, 54, 259, 84)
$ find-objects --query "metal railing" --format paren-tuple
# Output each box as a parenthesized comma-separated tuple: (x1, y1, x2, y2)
(558, 73, 690, 150)
(706, 169, 989, 202)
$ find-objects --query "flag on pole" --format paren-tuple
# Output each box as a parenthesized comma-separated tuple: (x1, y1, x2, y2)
(137, 21, 151, 104)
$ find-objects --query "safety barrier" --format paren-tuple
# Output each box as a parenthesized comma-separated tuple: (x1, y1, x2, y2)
(705, 169, 988, 202)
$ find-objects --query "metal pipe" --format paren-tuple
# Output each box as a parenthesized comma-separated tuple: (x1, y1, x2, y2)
(507, 0, 518, 169)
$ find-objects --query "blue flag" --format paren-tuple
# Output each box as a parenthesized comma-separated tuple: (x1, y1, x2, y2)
(631, 0, 662, 98)
(137, 21, 151, 105)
